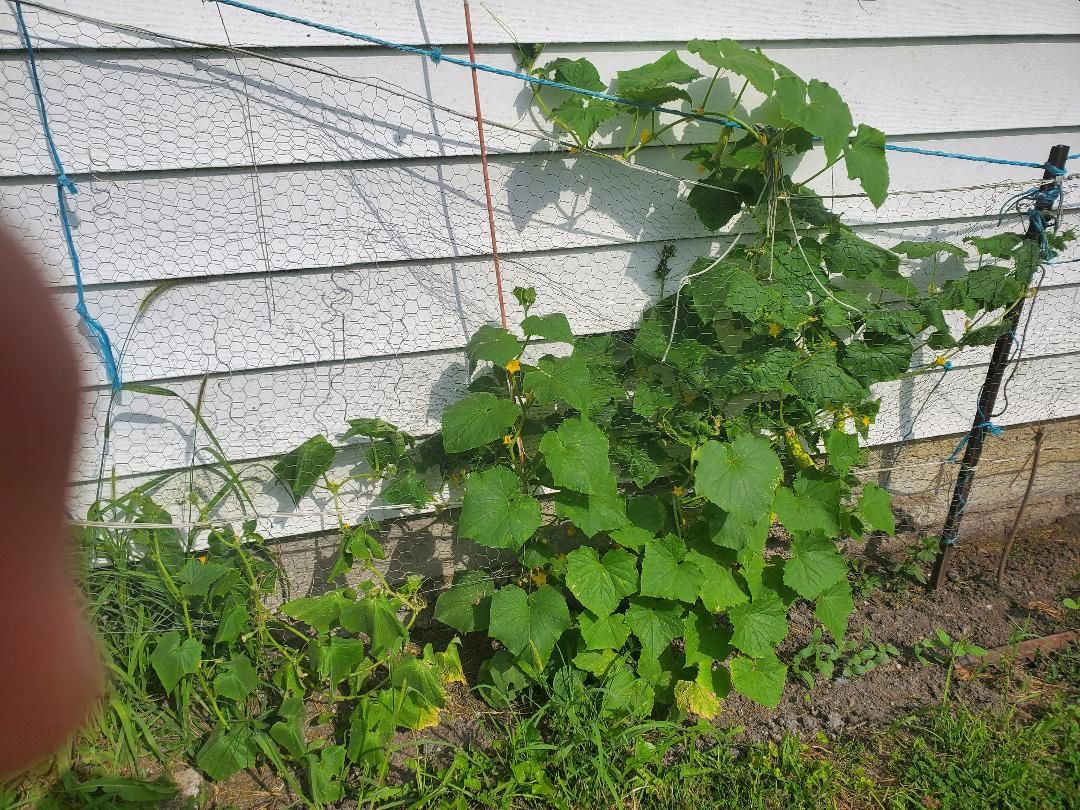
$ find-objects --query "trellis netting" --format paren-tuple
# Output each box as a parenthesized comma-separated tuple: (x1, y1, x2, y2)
(2, 1, 1078, 582)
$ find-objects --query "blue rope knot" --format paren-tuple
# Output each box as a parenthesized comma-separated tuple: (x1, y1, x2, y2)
(947, 421, 1002, 464)
(999, 178, 1063, 261)
(56, 172, 78, 195)
(427, 46, 442, 65)
(944, 360, 953, 371)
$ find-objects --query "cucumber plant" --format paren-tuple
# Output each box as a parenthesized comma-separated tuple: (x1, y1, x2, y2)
(273, 39, 1067, 720)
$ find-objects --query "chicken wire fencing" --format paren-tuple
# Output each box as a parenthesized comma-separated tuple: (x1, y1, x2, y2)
(1, 1, 1078, 591)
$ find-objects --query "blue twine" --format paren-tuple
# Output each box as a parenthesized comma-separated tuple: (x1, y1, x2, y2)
(880, 144, 1066, 173)
(947, 420, 1003, 464)
(942, 494, 966, 544)
(944, 360, 953, 371)
(212, 0, 1076, 172)
(14, 2, 121, 390)
(997, 180, 1062, 260)
(210, 0, 742, 129)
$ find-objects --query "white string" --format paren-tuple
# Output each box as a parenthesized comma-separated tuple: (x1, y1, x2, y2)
(785, 198, 864, 314)
(660, 235, 743, 363)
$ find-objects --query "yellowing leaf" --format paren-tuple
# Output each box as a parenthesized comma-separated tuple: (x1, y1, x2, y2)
(675, 677, 721, 719)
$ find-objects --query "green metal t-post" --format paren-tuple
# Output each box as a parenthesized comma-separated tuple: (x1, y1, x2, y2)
(929, 144, 1070, 589)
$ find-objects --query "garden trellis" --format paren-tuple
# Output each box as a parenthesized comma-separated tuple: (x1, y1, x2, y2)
(6, 0, 1080, 794)
(3, 0, 1079, 581)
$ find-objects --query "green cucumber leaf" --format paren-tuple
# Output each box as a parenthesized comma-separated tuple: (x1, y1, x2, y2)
(579, 610, 632, 650)
(280, 592, 348, 636)
(856, 482, 895, 534)
(815, 578, 854, 641)
(523, 353, 593, 414)
(789, 79, 852, 161)
(488, 585, 571, 669)
(466, 325, 523, 371)
(339, 596, 407, 657)
(625, 597, 685, 659)
(545, 57, 605, 92)
(611, 441, 662, 489)
(696, 558, 749, 613)
(773, 473, 841, 536)
(150, 631, 202, 693)
(380, 466, 430, 508)
(273, 435, 335, 503)
(434, 570, 495, 633)
(554, 484, 629, 537)
(459, 466, 542, 549)
(730, 653, 787, 708)
(551, 96, 620, 143)
(844, 123, 889, 207)
(683, 607, 733, 665)
(522, 312, 575, 344)
(441, 393, 520, 453)
(695, 434, 783, 521)
(565, 546, 639, 617)
(539, 416, 614, 495)
(729, 593, 788, 658)
(614, 50, 702, 103)
(640, 534, 704, 604)
(213, 654, 258, 702)
(823, 428, 864, 475)
(197, 725, 256, 782)
(688, 38, 775, 94)
(782, 533, 847, 599)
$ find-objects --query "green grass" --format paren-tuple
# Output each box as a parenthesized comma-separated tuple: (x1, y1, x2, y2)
(387, 670, 1080, 810)
(865, 702, 1080, 809)
(6, 632, 1078, 810)
(393, 693, 845, 810)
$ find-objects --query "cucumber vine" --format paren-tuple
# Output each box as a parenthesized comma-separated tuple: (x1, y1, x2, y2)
(275, 40, 1068, 720)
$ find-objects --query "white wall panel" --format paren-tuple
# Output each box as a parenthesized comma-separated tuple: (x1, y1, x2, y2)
(4, 1, 1080, 51)
(4, 132, 1073, 291)
(3, 42, 1078, 176)
(55, 224, 1080, 387)
(71, 350, 1080, 539)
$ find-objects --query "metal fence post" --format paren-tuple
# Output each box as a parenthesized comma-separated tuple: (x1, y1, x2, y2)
(928, 144, 1070, 589)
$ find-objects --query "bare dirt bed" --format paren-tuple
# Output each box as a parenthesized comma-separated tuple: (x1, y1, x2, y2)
(720, 514, 1080, 741)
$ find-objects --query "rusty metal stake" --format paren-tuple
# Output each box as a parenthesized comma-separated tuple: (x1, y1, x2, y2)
(996, 427, 1046, 587)
(955, 630, 1077, 674)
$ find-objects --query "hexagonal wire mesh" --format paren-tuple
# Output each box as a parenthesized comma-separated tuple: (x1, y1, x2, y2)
(2, 2, 1077, 598)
